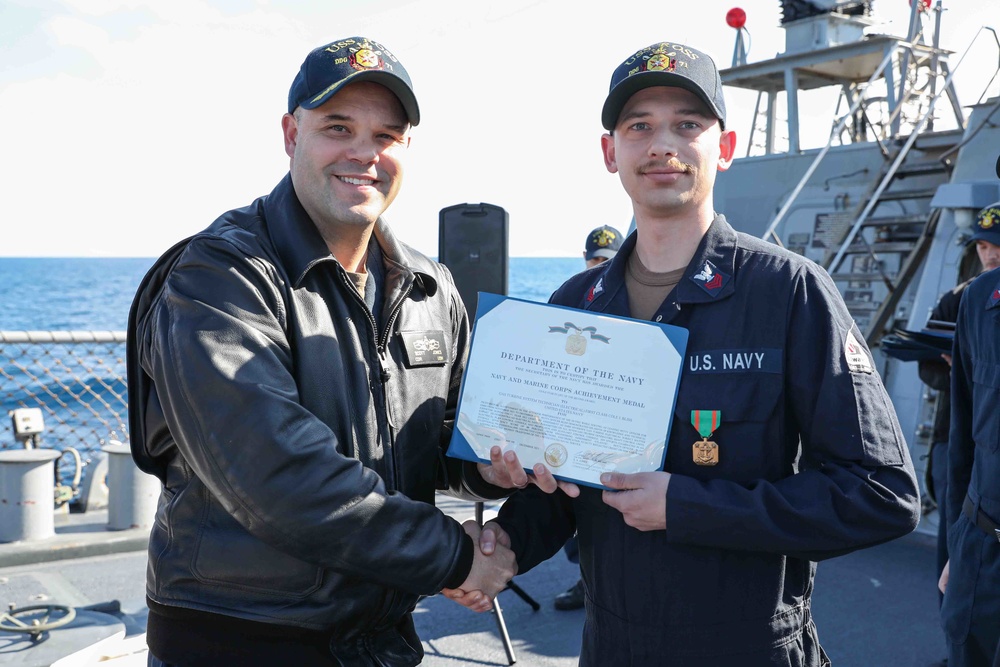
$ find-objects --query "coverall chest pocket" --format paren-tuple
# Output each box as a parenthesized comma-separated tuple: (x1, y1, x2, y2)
(672, 375, 784, 482)
(972, 362, 1000, 453)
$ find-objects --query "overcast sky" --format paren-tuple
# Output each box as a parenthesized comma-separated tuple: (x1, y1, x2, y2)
(1, 0, 994, 258)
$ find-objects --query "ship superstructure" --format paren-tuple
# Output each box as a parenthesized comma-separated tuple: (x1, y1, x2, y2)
(715, 0, 1000, 534)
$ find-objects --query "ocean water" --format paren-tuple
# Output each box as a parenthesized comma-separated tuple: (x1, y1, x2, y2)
(0, 256, 581, 331)
(0, 255, 580, 479)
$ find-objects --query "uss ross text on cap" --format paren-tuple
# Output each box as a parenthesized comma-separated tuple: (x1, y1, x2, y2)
(601, 42, 726, 132)
(287, 37, 420, 126)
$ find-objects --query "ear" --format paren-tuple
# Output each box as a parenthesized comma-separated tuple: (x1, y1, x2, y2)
(717, 129, 737, 172)
(281, 113, 298, 159)
(601, 133, 618, 174)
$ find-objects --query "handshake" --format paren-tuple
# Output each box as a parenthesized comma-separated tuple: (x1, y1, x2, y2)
(439, 445, 584, 613)
(441, 519, 517, 613)
(438, 444, 671, 611)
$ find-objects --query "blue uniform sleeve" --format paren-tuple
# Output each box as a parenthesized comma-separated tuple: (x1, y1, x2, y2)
(666, 264, 920, 561)
(494, 485, 578, 573)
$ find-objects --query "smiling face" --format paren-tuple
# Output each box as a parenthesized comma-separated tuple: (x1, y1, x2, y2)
(282, 81, 410, 239)
(601, 86, 734, 225)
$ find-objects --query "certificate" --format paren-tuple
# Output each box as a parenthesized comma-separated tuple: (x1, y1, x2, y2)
(447, 293, 688, 489)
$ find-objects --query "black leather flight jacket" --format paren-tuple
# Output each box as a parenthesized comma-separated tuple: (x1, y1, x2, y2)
(127, 174, 504, 665)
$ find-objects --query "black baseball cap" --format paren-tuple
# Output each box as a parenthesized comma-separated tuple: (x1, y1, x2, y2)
(585, 225, 624, 261)
(602, 42, 726, 131)
(288, 37, 420, 126)
(969, 202, 1000, 246)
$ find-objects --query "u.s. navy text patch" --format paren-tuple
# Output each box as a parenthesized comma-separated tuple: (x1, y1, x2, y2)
(686, 348, 782, 374)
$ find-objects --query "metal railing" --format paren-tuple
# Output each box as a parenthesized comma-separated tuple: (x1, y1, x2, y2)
(760, 39, 924, 244)
(827, 26, 1000, 274)
(1, 331, 128, 491)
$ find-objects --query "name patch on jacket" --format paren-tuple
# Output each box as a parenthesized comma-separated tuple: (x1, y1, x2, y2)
(686, 348, 782, 374)
(400, 331, 448, 366)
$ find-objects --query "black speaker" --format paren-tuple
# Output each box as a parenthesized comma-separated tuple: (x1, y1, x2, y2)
(438, 202, 509, 318)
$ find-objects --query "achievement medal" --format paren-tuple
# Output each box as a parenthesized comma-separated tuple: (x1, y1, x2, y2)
(691, 410, 721, 466)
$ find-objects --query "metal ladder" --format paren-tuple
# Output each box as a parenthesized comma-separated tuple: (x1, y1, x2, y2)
(821, 151, 949, 344)
(759, 25, 997, 345)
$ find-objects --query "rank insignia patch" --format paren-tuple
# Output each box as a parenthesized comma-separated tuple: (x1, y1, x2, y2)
(690, 260, 730, 296)
(587, 277, 605, 303)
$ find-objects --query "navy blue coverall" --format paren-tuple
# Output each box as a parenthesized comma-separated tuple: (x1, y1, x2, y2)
(942, 267, 1000, 667)
(493, 215, 920, 667)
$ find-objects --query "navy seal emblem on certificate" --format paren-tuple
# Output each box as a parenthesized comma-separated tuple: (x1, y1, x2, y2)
(446, 293, 688, 490)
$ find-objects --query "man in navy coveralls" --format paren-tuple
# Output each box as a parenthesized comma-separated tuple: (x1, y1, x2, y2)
(939, 202, 1000, 667)
(457, 40, 921, 666)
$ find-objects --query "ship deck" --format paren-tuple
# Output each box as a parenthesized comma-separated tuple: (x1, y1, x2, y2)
(0, 494, 947, 666)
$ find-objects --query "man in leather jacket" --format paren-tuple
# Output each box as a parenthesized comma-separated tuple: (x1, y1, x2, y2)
(127, 37, 514, 667)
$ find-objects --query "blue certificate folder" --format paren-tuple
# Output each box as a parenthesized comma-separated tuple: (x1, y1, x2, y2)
(446, 292, 689, 490)
(881, 327, 954, 362)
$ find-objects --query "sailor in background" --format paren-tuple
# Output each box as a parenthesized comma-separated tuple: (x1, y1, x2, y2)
(939, 202, 1000, 667)
(922, 205, 1000, 604)
(583, 225, 624, 270)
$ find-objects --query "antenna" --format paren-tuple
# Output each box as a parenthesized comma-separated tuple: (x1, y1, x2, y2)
(727, 7, 749, 67)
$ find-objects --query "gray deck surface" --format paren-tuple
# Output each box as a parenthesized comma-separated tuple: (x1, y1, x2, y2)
(0, 495, 947, 666)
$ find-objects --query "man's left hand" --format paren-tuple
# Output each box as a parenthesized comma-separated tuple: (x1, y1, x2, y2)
(600, 471, 670, 531)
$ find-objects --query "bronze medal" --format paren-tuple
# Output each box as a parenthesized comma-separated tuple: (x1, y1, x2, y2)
(691, 410, 721, 466)
(692, 438, 719, 466)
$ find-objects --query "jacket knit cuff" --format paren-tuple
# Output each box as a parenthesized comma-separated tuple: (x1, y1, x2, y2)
(442, 532, 475, 590)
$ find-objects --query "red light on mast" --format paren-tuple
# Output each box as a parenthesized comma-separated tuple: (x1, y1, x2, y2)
(726, 7, 747, 29)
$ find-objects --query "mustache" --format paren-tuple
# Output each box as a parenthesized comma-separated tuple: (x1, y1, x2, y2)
(635, 160, 691, 176)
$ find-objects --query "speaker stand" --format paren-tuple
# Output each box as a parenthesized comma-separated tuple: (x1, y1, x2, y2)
(475, 501, 540, 665)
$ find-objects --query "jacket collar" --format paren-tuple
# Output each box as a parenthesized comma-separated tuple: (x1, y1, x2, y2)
(262, 174, 437, 295)
(584, 213, 738, 311)
(988, 272, 1000, 310)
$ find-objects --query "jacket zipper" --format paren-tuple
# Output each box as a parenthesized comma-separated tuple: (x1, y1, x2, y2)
(338, 271, 413, 493)
(342, 272, 414, 632)
(376, 282, 412, 494)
